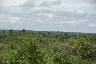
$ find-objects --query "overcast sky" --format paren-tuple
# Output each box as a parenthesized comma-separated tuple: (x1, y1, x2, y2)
(0, 0, 96, 33)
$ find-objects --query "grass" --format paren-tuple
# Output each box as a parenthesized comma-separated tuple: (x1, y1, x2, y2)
(0, 30, 96, 64)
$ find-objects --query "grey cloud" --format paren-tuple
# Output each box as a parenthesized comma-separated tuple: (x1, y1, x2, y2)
(0, 0, 96, 33)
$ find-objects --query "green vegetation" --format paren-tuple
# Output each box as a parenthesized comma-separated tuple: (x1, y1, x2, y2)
(0, 30, 96, 64)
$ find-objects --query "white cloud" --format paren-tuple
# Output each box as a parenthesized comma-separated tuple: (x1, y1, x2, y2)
(88, 24, 96, 27)
(37, 20, 44, 23)
(0, 14, 5, 19)
(49, 21, 75, 24)
(0, 0, 27, 7)
(47, 13, 54, 18)
(8, 16, 20, 24)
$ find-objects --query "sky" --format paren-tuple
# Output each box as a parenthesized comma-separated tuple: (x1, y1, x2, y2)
(0, 0, 96, 33)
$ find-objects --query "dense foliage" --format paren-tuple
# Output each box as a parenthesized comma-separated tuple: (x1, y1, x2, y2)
(0, 30, 96, 64)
